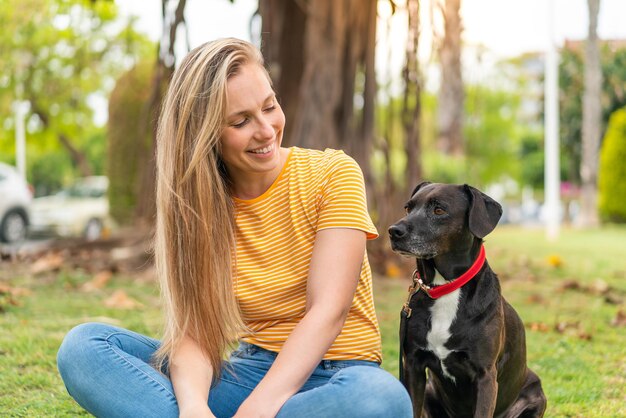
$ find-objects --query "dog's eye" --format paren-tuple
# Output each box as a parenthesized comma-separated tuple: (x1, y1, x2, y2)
(434, 207, 446, 216)
(404, 206, 409, 214)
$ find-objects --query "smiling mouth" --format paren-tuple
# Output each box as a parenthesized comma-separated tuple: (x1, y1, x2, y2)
(248, 143, 274, 155)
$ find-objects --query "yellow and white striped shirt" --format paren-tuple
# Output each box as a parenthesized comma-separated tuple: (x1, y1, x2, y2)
(234, 147, 381, 362)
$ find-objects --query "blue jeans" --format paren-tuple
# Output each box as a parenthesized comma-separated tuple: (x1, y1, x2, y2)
(57, 323, 412, 417)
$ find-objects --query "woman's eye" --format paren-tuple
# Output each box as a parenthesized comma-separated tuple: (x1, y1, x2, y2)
(263, 105, 276, 113)
(434, 207, 446, 215)
(232, 118, 249, 128)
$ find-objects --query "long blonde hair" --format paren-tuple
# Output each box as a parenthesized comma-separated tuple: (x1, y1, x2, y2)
(153, 38, 264, 377)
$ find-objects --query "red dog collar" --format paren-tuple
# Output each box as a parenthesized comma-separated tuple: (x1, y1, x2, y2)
(402, 245, 486, 317)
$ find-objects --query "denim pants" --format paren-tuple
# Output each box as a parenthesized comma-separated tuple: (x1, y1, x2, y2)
(57, 323, 412, 418)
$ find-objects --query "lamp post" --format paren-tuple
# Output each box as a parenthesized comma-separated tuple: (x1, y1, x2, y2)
(12, 99, 30, 181)
(544, 0, 561, 241)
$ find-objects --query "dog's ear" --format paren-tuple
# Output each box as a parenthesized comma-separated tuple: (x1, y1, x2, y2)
(410, 181, 432, 199)
(464, 185, 503, 239)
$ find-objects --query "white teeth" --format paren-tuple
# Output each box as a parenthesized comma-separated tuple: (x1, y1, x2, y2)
(250, 144, 273, 154)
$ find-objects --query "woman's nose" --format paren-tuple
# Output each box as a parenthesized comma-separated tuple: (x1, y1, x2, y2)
(254, 116, 275, 140)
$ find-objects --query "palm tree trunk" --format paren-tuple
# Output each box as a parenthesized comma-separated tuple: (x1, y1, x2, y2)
(436, 0, 464, 156)
(579, 0, 602, 226)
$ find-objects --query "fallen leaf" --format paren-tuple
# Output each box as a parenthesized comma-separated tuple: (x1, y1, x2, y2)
(82, 271, 113, 292)
(546, 254, 563, 268)
(554, 321, 579, 334)
(589, 279, 610, 295)
(104, 290, 143, 310)
(0, 294, 20, 311)
(0, 283, 31, 297)
(385, 262, 402, 278)
(0, 283, 10, 294)
(527, 322, 549, 332)
(611, 310, 626, 327)
(526, 293, 544, 304)
(558, 279, 581, 291)
(604, 293, 624, 305)
(30, 253, 64, 274)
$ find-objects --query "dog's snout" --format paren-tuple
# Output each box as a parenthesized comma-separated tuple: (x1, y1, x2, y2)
(388, 224, 407, 239)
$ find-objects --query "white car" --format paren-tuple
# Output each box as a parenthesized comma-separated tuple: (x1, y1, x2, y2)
(0, 162, 32, 243)
(29, 176, 112, 241)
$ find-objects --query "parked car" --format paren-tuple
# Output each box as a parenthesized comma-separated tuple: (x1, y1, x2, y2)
(29, 176, 112, 241)
(0, 162, 32, 243)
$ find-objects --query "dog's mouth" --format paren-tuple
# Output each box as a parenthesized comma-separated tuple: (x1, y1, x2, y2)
(390, 242, 437, 259)
(392, 248, 418, 258)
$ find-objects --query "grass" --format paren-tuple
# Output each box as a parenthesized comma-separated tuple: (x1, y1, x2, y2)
(1, 225, 625, 417)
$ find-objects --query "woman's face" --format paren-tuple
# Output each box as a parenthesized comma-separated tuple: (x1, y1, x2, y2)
(220, 63, 286, 186)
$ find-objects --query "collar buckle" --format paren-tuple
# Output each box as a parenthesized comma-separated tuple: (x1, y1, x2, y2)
(403, 270, 434, 318)
(413, 271, 434, 298)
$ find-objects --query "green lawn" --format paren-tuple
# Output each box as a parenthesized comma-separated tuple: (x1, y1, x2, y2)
(1, 225, 625, 417)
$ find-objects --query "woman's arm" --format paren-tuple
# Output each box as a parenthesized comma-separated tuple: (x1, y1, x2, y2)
(170, 335, 216, 418)
(234, 227, 367, 418)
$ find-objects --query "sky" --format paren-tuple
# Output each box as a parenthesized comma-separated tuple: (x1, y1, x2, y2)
(118, 0, 624, 58)
(116, 0, 623, 95)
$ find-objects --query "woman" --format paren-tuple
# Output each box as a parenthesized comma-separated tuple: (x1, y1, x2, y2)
(57, 38, 412, 418)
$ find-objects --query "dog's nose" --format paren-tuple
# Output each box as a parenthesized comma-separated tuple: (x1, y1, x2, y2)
(388, 224, 407, 239)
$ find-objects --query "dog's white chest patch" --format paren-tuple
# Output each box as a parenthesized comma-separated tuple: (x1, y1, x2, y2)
(427, 272, 461, 383)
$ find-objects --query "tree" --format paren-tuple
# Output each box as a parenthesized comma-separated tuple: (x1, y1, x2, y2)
(357, 0, 425, 269)
(0, 0, 152, 187)
(403, 0, 423, 187)
(107, 61, 155, 223)
(598, 107, 626, 223)
(579, 0, 602, 226)
(258, 0, 377, 174)
(436, 0, 464, 156)
(107, 0, 188, 225)
(559, 43, 626, 187)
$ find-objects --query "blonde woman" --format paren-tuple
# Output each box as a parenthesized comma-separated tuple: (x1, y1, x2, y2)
(57, 38, 412, 418)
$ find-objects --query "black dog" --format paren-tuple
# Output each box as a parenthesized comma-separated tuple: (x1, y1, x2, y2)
(389, 182, 546, 418)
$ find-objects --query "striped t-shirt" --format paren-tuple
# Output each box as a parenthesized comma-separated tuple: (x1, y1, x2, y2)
(233, 147, 382, 362)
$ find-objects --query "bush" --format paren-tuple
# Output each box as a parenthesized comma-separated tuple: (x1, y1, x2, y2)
(107, 60, 155, 223)
(598, 107, 626, 223)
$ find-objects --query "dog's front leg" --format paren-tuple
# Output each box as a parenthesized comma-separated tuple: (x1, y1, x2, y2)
(474, 366, 498, 418)
(402, 358, 427, 417)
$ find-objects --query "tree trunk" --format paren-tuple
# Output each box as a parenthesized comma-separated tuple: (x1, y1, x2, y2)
(579, 0, 602, 226)
(357, 0, 377, 191)
(29, 100, 93, 177)
(259, 0, 376, 159)
(58, 133, 93, 178)
(404, 0, 422, 186)
(436, 0, 464, 156)
(259, 0, 306, 148)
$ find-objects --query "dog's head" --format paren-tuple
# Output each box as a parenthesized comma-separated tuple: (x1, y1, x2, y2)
(388, 182, 502, 259)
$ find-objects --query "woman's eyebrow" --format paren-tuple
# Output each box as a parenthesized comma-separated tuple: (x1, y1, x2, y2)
(226, 93, 275, 119)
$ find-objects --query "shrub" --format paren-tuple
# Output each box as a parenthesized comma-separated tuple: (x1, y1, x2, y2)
(598, 107, 626, 223)
(107, 60, 154, 223)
